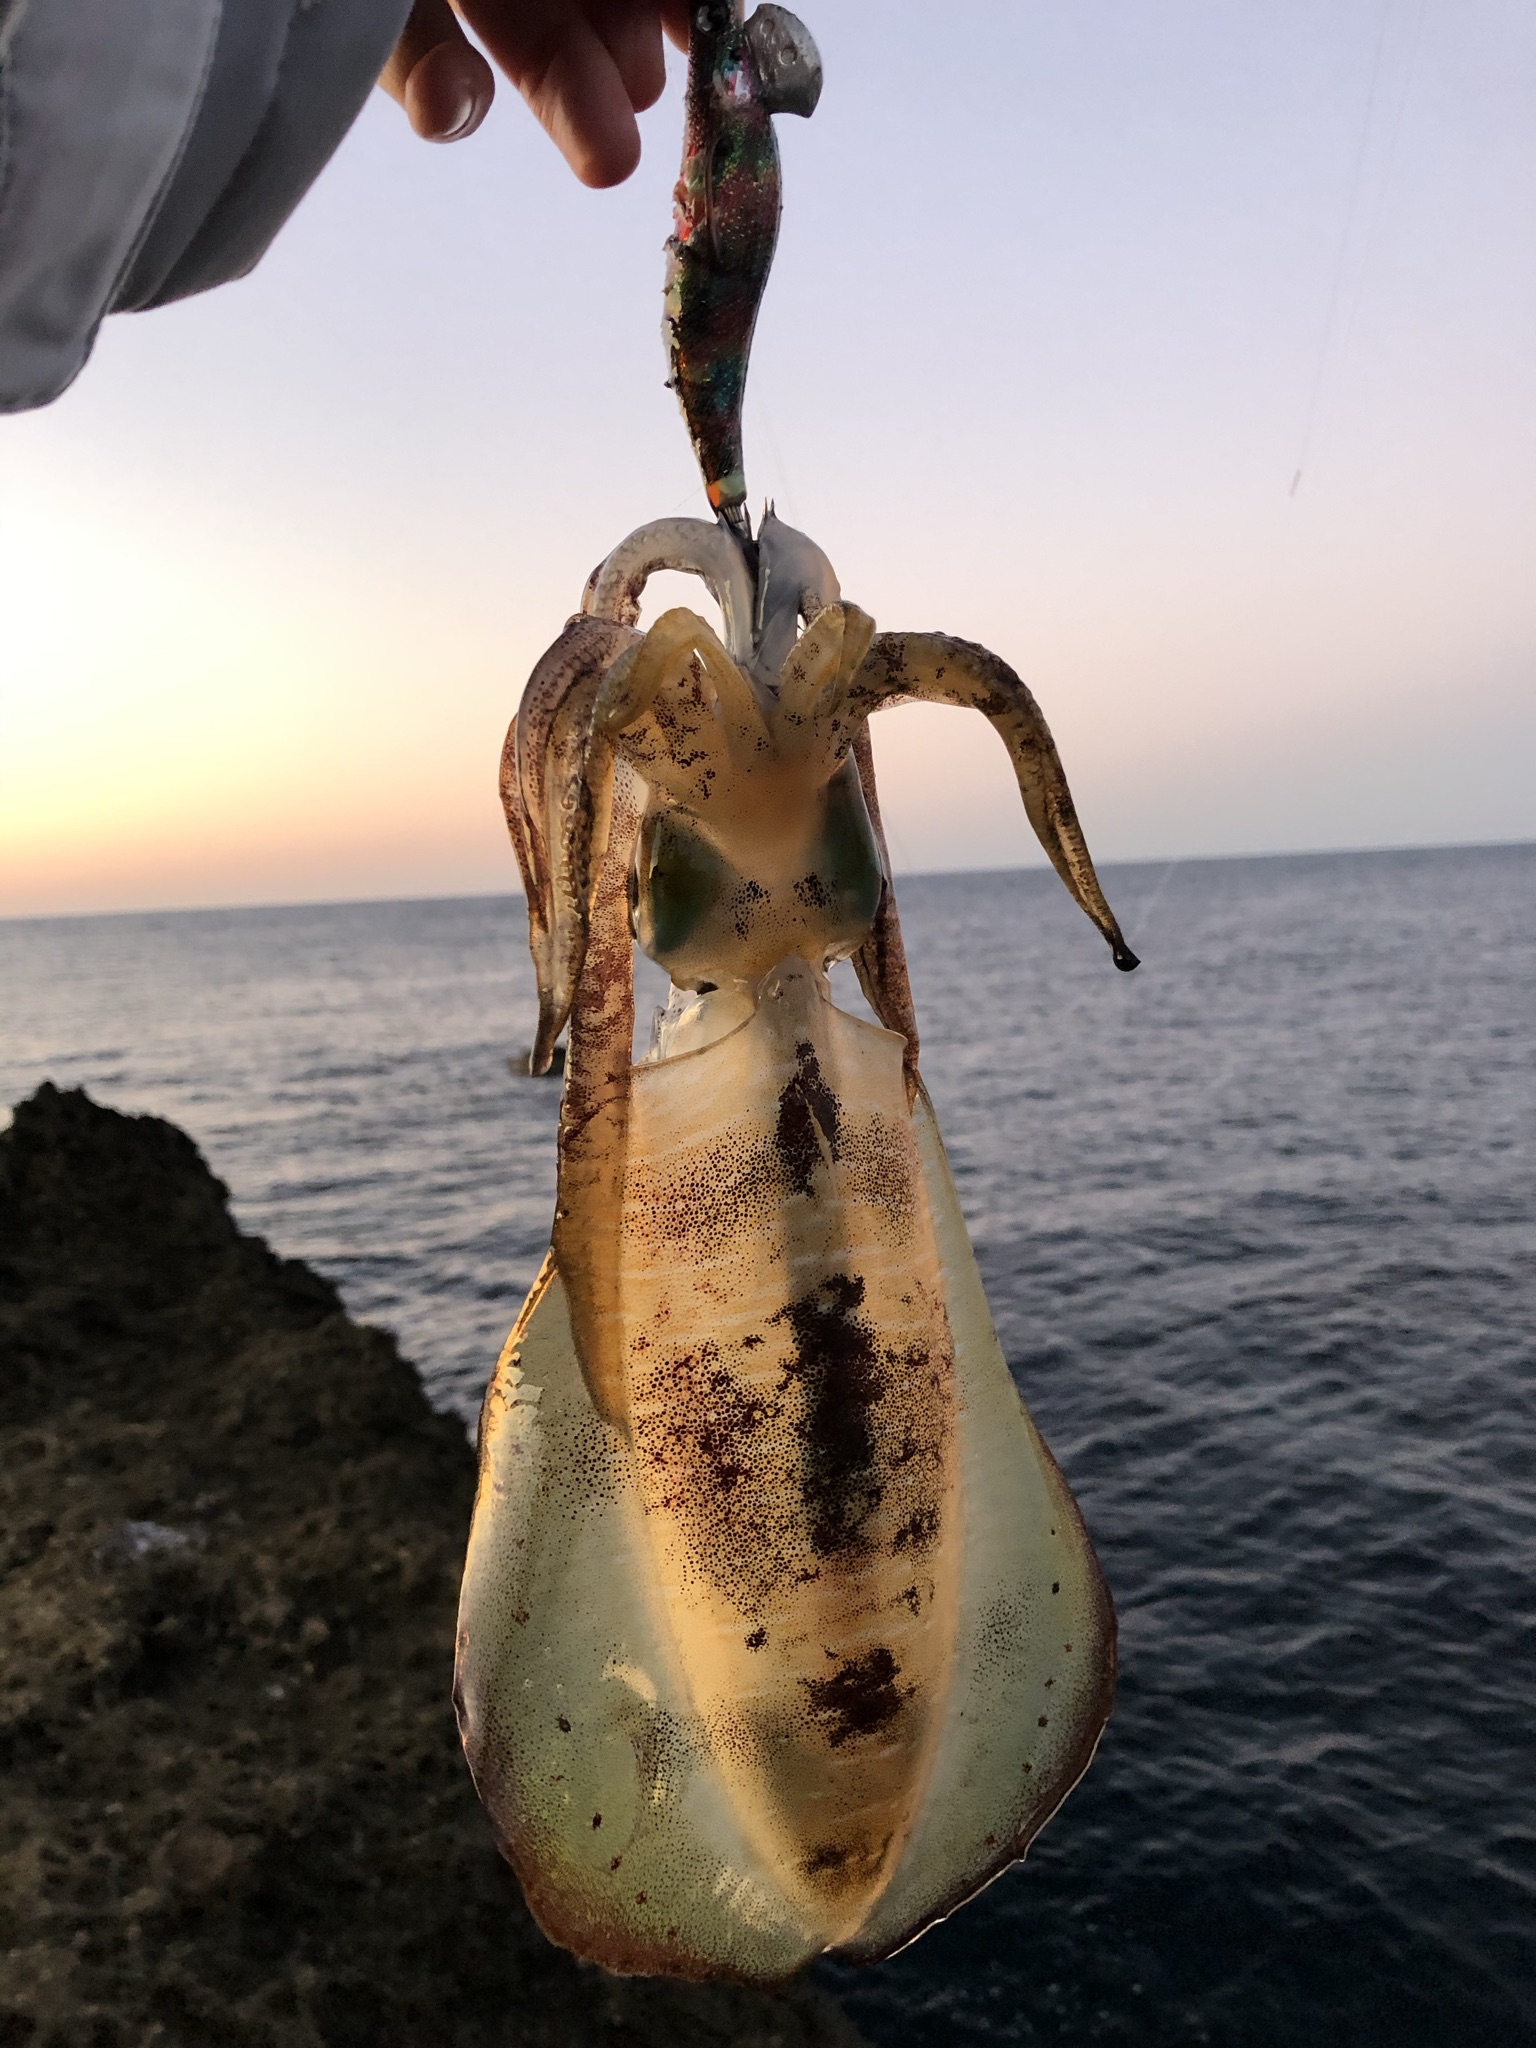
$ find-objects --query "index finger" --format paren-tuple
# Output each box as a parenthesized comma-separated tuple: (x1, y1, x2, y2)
(461, 0, 649, 187)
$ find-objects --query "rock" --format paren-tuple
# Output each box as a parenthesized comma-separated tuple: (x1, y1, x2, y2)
(0, 1084, 866, 2048)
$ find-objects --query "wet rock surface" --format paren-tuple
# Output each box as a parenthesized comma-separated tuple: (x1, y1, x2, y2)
(0, 1084, 865, 2048)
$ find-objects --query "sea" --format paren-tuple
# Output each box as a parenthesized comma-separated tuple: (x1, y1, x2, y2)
(2, 842, 1532, 2047)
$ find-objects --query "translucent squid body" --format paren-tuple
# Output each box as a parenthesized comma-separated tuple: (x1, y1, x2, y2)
(454, 510, 1138, 1980)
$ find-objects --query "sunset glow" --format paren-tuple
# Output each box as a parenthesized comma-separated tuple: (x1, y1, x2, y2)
(3, 0, 1532, 918)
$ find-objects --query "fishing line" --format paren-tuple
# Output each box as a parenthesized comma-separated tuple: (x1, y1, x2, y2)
(753, 393, 803, 530)
(1136, 856, 1181, 932)
(1289, 0, 1405, 498)
(1352, 0, 1428, 317)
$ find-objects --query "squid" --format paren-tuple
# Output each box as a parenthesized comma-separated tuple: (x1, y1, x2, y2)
(455, 509, 1136, 1979)
(453, 0, 1137, 1984)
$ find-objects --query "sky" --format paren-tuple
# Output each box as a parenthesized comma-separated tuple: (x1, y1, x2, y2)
(1, 0, 1533, 918)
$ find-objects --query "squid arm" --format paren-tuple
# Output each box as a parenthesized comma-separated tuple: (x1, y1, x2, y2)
(502, 615, 639, 1074)
(548, 739, 642, 1433)
(843, 633, 1139, 973)
(848, 721, 921, 1094)
(500, 617, 651, 1426)
(545, 611, 782, 1428)
(509, 599, 781, 1429)
(582, 517, 757, 663)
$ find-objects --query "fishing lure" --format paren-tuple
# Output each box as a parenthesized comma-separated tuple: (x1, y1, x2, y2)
(455, 2, 1136, 1983)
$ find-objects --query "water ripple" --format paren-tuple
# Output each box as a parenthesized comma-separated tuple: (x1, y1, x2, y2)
(2, 844, 1532, 2044)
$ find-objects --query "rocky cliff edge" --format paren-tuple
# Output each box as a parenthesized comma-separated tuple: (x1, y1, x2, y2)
(0, 1084, 865, 2048)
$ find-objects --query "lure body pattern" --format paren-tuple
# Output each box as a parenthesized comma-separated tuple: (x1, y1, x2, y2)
(663, 1, 821, 534)
(455, 513, 1136, 1979)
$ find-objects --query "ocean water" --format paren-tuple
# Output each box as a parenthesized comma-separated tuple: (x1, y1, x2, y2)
(2, 843, 1532, 2046)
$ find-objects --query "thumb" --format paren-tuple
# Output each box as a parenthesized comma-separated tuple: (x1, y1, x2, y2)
(380, 0, 495, 143)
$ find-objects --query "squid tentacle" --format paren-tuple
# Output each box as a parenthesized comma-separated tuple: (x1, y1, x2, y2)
(844, 632, 1139, 971)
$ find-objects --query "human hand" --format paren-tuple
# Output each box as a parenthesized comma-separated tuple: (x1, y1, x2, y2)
(379, 0, 692, 187)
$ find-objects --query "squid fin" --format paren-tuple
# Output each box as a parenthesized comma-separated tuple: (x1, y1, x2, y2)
(456, 1258, 829, 1981)
(835, 1083, 1115, 1958)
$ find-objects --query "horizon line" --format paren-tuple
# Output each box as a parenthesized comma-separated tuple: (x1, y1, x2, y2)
(2, 836, 1530, 929)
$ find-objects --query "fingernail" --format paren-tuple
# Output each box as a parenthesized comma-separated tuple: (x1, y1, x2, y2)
(438, 78, 486, 142)
(408, 45, 491, 143)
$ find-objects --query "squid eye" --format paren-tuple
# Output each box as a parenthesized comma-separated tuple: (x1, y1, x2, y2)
(643, 815, 729, 961)
(813, 768, 884, 934)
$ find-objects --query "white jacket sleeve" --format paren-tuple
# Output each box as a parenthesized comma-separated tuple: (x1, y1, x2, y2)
(0, 0, 412, 413)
